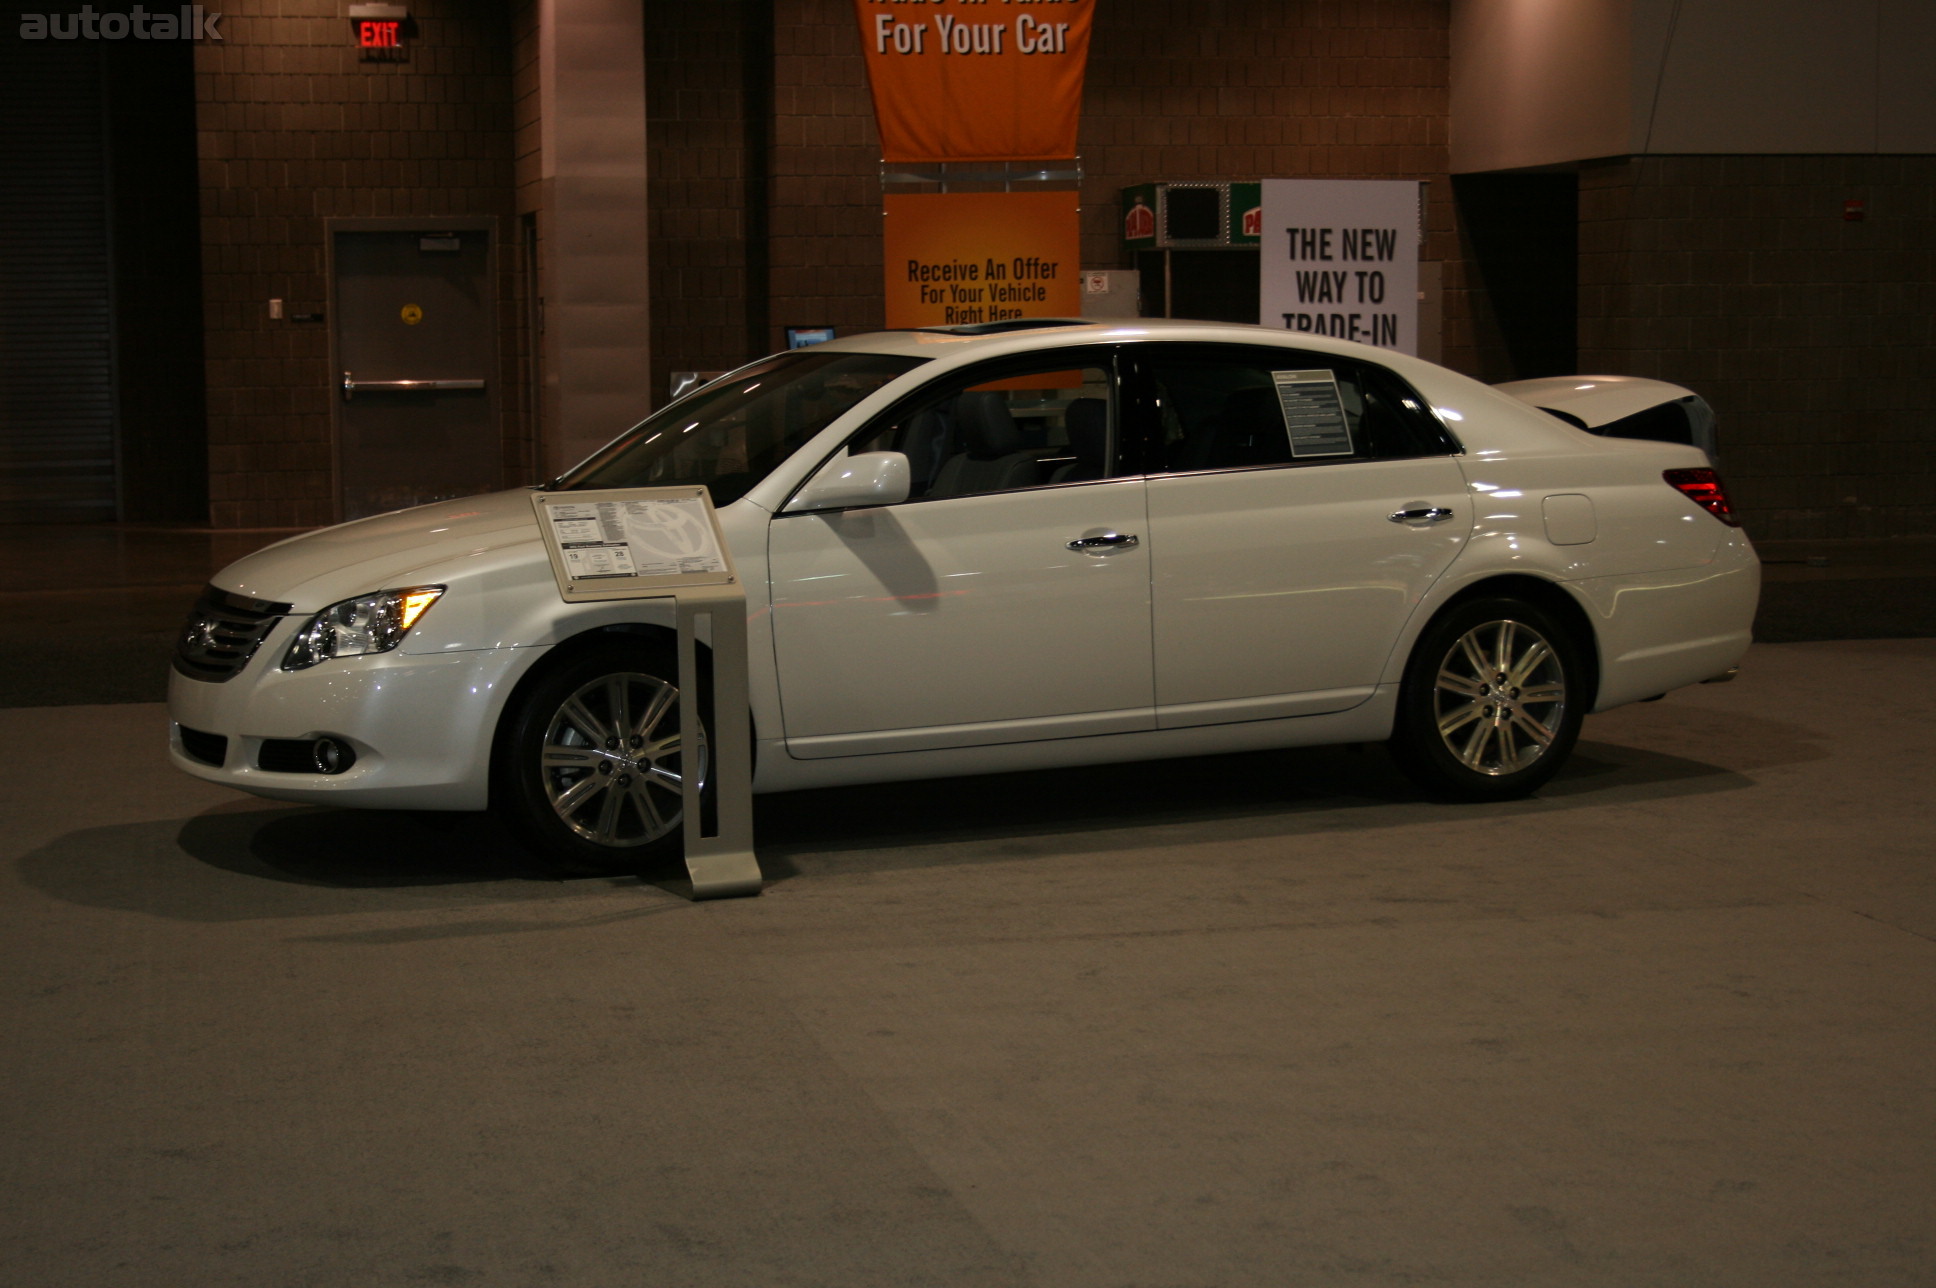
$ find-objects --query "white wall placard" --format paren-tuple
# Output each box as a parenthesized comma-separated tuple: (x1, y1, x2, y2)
(1259, 179, 1420, 355)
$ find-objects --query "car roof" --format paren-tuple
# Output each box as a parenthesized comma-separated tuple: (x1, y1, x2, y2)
(809, 317, 1424, 367)
(796, 320, 1564, 453)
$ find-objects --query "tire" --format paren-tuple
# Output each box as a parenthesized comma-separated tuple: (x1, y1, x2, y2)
(493, 640, 707, 876)
(1388, 596, 1586, 801)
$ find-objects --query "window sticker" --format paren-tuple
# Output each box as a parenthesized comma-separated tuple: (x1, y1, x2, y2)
(1271, 369, 1355, 458)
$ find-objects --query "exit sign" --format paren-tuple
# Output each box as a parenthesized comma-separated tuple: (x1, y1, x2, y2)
(348, 4, 410, 62)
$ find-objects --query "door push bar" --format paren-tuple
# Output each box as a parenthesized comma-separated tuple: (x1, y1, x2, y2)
(341, 371, 486, 401)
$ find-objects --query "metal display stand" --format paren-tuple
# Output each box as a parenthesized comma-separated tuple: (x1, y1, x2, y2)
(529, 487, 761, 900)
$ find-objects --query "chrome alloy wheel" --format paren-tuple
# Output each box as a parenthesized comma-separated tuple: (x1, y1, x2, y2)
(538, 671, 706, 847)
(1430, 618, 1568, 776)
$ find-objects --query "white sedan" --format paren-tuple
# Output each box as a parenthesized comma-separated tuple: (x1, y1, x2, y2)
(169, 320, 1759, 874)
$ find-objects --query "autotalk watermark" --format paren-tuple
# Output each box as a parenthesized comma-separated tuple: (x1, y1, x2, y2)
(17, 6, 224, 41)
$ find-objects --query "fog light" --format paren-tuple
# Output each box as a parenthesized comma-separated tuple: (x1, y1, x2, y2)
(312, 737, 353, 774)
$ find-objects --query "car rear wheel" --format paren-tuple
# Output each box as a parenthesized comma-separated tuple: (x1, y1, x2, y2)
(494, 641, 706, 876)
(1389, 597, 1584, 800)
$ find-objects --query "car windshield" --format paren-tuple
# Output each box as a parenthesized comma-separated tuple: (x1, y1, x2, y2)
(555, 350, 927, 504)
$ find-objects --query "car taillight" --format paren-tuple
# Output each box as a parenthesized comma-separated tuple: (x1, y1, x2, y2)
(1664, 468, 1741, 526)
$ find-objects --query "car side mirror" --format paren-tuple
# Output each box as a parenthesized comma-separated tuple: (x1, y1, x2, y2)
(785, 451, 912, 512)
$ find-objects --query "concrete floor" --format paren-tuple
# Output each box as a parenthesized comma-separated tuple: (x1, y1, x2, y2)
(3, 635, 1933, 1286)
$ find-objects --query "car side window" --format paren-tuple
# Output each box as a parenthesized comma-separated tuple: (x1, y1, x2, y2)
(1131, 345, 1453, 475)
(845, 355, 1116, 501)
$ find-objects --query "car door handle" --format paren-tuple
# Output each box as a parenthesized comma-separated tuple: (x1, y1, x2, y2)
(1389, 506, 1455, 525)
(1067, 530, 1140, 554)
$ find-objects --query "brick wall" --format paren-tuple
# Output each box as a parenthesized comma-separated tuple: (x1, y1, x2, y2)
(1580, 155, 1936, 540)
(196, 2, 520, 528)
(510, 0, 541, 471)
(647, 0, 1476, 388)
(766, 0, 882, 350)
(647, 0, 771, 400)
(512, 2, 540, 211)
(1080, 2, 1450, 267)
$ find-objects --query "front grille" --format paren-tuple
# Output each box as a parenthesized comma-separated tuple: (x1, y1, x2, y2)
(178, 726, 229, 766)
(173, 585, 293, 683)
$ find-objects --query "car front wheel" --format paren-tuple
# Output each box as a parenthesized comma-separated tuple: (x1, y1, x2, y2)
(1389, 597, 1585, 800)
(494, 641, 706, 875)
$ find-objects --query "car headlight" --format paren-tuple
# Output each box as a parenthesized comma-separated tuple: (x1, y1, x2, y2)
(281, 586, 445, 671)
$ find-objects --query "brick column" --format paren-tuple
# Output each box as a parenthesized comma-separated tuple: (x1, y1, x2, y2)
(536, 0, 653, 475)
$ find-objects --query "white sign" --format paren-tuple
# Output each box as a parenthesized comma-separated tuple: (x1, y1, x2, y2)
(531, 487, 737, 602)
(1259, 179, 1419, 355)
(1270, 369, 1353, 458)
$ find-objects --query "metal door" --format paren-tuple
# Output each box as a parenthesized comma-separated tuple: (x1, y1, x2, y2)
(331, 226, 497, 519)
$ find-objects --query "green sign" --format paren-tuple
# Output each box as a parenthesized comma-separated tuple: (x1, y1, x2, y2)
(1120, 181, 1262, 248)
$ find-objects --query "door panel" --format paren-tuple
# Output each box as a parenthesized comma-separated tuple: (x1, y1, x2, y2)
(1146, 457, 1470, 726)
(332, 228, 497, 519)
(769, 480, 1155, 758)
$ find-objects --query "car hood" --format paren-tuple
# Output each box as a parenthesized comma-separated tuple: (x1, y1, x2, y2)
(214, 489, 546, 609)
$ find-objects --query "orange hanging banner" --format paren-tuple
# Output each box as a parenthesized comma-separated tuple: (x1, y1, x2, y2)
(853, 0, 1094, 163)
(883, 191, 1082, 328)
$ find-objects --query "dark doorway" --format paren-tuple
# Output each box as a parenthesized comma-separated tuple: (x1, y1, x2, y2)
(331, 225, 500, 519)
(1452, 172, 1579, 383)
(1135, 249, 1262, 324)
(108, 37, 209, 522)
(0, 36, 205, 524)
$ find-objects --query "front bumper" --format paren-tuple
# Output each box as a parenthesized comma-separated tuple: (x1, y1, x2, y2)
(167, 633, 546, 811)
